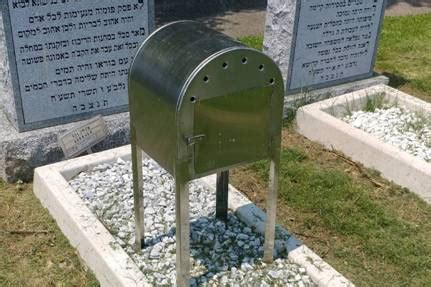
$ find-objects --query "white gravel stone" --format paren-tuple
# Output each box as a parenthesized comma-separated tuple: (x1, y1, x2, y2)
(69, 158, 316, 286)
(343, 107, 431, 162)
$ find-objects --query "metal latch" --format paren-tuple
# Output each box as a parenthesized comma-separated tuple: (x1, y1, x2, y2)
(186, 134, 205, 146)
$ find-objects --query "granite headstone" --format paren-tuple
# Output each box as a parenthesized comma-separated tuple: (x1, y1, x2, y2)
(0, 0, 154, 182)
(1, 0, 153, 131)
(264, 0, 389, 110)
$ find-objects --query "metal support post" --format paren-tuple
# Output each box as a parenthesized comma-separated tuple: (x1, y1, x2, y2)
(175, 168, 190, 287)
(263, 157, 280, 263)
(216, 170, 229, 221)
(131, 127, 145, 252)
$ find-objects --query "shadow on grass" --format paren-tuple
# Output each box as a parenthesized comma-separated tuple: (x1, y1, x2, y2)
(381, 72, 410, 89)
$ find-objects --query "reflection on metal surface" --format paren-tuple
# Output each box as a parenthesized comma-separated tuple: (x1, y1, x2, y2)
(129, 21, 284, 287)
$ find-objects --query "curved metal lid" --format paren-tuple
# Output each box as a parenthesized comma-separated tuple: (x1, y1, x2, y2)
(129, 21, 247, 106)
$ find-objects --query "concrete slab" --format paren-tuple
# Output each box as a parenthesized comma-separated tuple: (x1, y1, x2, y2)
(386, 0, 431, 16)
(155, 1, 431, 39)
(283, 75, 389, 117)
(34, 145, 354, 287)
(296, 84, 431, 204)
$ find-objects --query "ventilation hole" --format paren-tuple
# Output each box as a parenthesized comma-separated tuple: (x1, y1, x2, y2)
(190, 96, 197, 103)
(241, 57, 248, 64)
(269, 78, 275, 85)
(203, 75, 209, 83)
(222, 62, 229, 69)
(259, 64, 265, 71)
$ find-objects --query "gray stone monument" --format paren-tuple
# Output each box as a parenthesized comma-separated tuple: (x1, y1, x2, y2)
(264, 0, 389, 112)
(0, 0, 154, 182)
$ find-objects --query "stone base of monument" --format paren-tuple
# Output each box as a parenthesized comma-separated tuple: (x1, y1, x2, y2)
(283, 74, 389, 116)
(0, 109, 130, 182)
(33, 145, 353, 287)
(297, 84, 431, 204)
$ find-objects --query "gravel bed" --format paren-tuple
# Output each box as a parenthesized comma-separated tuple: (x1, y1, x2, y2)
(69, 158, 316, 287)
(343, 107, 431, 162)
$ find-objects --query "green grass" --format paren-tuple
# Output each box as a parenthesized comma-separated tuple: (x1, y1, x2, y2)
(240, 35, 263, 51)
(376, 14, 431, 102)
(239, 13, 431, 102)
(241, 147, 431, 286)
(363, 93, 386, 113)
(0, 181, 99, 286)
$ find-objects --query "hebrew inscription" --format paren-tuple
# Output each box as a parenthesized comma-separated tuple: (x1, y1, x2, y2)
(288, 0, 385, 91)
(6, 0, 149, 125)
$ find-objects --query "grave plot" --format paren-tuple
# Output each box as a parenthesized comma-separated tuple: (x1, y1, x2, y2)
(297, 85, 431, 203)
(33, 146, 353, 287)
(343, 104, 431, 163)
(69, 158, 313, 286)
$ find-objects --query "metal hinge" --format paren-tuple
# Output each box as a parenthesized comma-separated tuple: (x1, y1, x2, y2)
(186, 134, 205, 146)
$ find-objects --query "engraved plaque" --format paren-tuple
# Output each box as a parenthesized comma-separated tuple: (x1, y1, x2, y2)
(288, 0, 385, 92)
(58, 116, 108, 158)
(1, 0, 153, 131)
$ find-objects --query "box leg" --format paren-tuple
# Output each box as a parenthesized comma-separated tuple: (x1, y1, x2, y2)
(131, 128, 145, 252)
(175, 176, 190, 287)
(216, 170, 229, 221)
(263, 158, 280, 263)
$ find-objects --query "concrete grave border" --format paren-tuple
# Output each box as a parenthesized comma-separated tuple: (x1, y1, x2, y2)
(297, 84, 431, 204)
(34, 145, 354, 286)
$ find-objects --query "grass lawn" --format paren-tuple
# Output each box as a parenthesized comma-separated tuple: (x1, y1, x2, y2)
(231, 127, 431, 286)
(0, 181, 98, 286)
(376, 14, 431, 103)
(236, 13, 431, 287)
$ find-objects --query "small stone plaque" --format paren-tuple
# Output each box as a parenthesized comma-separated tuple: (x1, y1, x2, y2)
(287, 0, 385, 92)
(0, 0, 153, 131)
(58, 116, 108, 159)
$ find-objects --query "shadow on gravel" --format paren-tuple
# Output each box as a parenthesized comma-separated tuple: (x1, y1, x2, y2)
(142, 213, 293, 284)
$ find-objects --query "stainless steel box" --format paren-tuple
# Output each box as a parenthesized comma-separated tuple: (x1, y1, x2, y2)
(128, 21, 284, 286)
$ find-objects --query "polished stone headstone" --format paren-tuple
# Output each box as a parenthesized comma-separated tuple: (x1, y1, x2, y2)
(264, 0, 388, 102)
(0, 0, 154, 131)
(0, 0, 154, 182)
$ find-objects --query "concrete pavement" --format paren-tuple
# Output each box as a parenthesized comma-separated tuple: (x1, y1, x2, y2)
(156, 0, 431, 38)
